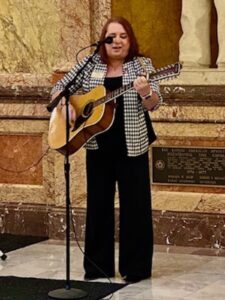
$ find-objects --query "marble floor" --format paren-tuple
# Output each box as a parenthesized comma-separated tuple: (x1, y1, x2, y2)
(1, 240, 225, 299)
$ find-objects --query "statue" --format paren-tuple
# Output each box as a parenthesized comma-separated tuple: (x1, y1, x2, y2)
(179, 0, 225, 68)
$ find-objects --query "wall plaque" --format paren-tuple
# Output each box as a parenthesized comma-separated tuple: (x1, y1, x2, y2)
(151, 146, 225, 187)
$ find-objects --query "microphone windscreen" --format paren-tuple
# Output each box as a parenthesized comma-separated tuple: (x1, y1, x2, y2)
(104, 36, 113, 44)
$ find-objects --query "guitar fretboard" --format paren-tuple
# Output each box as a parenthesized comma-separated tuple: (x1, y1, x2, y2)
(93, 81, 134, 107)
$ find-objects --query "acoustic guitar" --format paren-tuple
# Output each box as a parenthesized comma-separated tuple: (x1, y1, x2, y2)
(48, 62, 181, 155)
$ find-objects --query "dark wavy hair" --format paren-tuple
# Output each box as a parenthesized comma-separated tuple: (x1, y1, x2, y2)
(98, 16, 141, 63)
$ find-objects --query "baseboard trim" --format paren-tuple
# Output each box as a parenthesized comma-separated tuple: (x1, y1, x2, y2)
(0, 203, 224, 248)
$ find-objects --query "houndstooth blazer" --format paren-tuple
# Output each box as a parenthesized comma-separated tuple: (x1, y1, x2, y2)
(51, 54, 162, 157)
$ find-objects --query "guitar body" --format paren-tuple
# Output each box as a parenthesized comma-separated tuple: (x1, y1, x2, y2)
(48, 85, 115, 155)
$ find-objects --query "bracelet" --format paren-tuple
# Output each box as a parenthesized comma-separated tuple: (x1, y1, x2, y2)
(141, 89, 153, 100)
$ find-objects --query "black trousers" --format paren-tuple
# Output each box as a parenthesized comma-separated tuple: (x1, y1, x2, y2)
(84, 149, 153, 278)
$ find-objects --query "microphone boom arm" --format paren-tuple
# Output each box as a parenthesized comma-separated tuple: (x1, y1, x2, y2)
(46, 36, 113, 113)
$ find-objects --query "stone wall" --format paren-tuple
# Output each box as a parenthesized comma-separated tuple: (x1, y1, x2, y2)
(1, 0, 225, 248)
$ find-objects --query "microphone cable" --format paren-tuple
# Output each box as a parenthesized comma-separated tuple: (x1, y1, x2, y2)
(0, 146, 50, 174)
(69, 204, 115, 300)
(75, 36, 113, 63)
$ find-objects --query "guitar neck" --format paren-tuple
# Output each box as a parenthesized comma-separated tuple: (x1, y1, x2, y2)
(93, 82, 134, 108)
(107, 81, 135, 101)
(93, 62, 181, 108)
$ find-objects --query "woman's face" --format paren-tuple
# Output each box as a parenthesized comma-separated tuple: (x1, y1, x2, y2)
(104, 22, 130, 62)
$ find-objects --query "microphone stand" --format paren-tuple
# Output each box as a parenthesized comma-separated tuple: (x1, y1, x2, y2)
(48, 44, 102, 300)
(48, 93, 87, 300)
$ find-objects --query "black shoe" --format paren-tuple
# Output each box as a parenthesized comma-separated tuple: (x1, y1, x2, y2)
(123, 274, 151, 283)
(84, 274, 101, 280)
(84, 272, 115, 281)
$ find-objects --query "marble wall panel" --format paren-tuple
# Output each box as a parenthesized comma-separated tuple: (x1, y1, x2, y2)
(152, 191, 225, 213)
(0, 134, 43, 185)
(0, 119, 54, 205)
(0, 0, 90, 74)
(0, 73, 52, 87)
(0, 203, 49, 236)
(153, 210, 225, 248)
(151, 105, 225, 124)
(0, 102, 49, 118)
(152, 122, 225, 140)
(52, 149, 87, 208)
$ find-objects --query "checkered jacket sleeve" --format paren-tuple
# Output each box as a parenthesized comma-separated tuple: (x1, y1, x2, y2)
(51, 55, 95, 95)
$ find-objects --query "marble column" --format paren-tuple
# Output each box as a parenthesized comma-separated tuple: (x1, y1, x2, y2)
(52, 0, 111, 77)
(214, 0, 225, 68)
(179, 0, 211, 68)
(90, 0, 111, 43)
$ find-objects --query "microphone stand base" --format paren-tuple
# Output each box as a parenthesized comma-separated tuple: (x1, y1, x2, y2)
(48, 288, 88, 299)
(0, 252, 7, 261)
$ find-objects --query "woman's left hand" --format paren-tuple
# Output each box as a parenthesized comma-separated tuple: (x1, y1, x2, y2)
(134, 75, 160, 111)
(133, 75, 151, 97)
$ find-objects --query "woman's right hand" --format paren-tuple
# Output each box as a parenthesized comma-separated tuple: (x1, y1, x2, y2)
(52, 91, 76, 127)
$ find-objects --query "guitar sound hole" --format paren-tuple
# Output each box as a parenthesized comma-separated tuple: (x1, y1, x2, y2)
(82, 102, 93, 118)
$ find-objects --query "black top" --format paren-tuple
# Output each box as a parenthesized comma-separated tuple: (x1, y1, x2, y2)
(96, 76, 127, 155)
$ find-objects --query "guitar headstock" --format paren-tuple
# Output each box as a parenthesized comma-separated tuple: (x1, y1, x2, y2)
(148, 62, 182, 82)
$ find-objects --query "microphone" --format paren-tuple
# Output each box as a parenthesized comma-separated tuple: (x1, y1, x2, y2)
(91, 36, 113, 47)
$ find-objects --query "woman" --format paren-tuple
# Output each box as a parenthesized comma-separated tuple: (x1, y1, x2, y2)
(51, 16, 162, 283)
